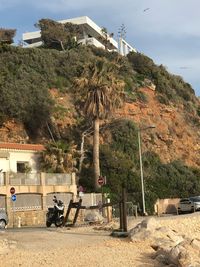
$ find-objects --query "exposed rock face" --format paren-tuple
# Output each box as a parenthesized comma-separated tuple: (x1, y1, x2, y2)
(0, 87, 199, 169)
(117, 88, 200, 167)
(129, 218, 200, 267)
(0, 120, 28, 143)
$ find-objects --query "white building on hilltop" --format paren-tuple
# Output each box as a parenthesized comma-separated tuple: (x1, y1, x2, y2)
(22, 16, 136, 56)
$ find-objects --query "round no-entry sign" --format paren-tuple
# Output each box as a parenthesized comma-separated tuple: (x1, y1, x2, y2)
(10, 187, 15, 195)
(98, 176, 104, 186)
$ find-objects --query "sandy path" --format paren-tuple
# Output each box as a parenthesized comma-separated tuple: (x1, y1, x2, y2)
(0, 226, 161, 267)
(1, 212, 200, 267)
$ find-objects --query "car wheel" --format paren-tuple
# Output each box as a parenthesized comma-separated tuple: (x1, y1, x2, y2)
(0, 219, 6, 229)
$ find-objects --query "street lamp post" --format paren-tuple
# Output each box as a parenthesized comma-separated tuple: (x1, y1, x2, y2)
(138, 125, 155, 215)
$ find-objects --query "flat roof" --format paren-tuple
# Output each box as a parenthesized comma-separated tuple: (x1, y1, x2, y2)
(23, 16, 118, 50)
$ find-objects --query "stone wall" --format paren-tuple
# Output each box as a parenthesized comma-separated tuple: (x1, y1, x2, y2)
(154, 198, 180, 215)
(8, 210, 46, 227)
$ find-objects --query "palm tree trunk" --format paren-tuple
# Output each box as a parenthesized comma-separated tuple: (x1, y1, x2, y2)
(93, 117, 100, 190)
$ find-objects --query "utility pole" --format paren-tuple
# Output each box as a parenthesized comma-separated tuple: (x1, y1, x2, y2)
(138, 125, 156, 215)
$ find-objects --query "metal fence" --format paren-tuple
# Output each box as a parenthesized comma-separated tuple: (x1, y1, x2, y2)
(80, 193, 102, 207)
(112, 202, 138, 218)
(11, 193, 42, 211)
(46, 192, 73, 208)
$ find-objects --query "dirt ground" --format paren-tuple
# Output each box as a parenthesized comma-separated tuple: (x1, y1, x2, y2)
(1, 213, 200, 267)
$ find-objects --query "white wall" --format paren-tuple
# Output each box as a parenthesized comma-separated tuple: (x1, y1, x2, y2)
(0, 150, 41, 173)
(0, 158, 9, 172)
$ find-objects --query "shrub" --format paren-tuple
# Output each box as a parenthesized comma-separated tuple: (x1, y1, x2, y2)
(127, 52, 197, 106)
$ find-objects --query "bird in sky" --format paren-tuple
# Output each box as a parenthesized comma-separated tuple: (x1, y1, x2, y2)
(143, 8, 150, 12)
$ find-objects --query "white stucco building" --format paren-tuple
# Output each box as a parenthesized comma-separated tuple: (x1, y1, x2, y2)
(0, 143, 44, 173)
(22, 16, 136, 56)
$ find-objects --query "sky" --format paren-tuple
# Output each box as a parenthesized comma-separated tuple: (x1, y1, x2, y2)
(0, 0, 200, 96)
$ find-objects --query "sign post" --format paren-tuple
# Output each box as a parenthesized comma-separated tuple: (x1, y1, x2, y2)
(98, 176, 106, 216)
(10, 187, 16, 228)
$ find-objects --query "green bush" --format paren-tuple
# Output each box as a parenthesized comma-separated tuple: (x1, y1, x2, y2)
(78, 118, 200, 213)
(127, 52, 197, 106)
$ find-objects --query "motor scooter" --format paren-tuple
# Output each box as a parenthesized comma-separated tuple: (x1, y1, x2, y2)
(46, 196, 64, 227)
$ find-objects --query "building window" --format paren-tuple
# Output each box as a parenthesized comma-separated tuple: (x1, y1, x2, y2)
(17, 162, 31, 173)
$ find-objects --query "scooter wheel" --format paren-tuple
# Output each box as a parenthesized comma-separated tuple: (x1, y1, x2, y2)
(46, 221, 52, 227)
(55, 218, 64, 227)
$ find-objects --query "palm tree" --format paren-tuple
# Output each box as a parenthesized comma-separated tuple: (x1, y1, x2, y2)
(74, 59, 125, 190)
(41, 141, 77, 173)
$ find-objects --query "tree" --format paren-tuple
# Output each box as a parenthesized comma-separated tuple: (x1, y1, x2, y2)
(0, 28, 16, 44)
(36, 19, 81, 51)
(40, 141, 78, 173)
(74, 58, 125, 189)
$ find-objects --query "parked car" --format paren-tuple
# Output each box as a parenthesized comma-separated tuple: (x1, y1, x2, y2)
(177, 198, 195, 214)
(189, 196, 200, 211)
(0, 211, 8, 229)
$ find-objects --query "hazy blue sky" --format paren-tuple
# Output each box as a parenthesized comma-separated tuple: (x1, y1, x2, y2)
(0, 0, 200, 96)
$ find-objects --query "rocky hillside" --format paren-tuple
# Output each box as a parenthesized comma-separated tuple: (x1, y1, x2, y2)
(118, 87, 200, 167)
(1, 44, 200, 209)
(1, 84, 199, 168)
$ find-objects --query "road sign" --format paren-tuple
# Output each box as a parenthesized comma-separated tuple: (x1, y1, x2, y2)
(98, 176, 105, 186)
(11, 194, 17, 202)
(10, 187, 15, 195)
